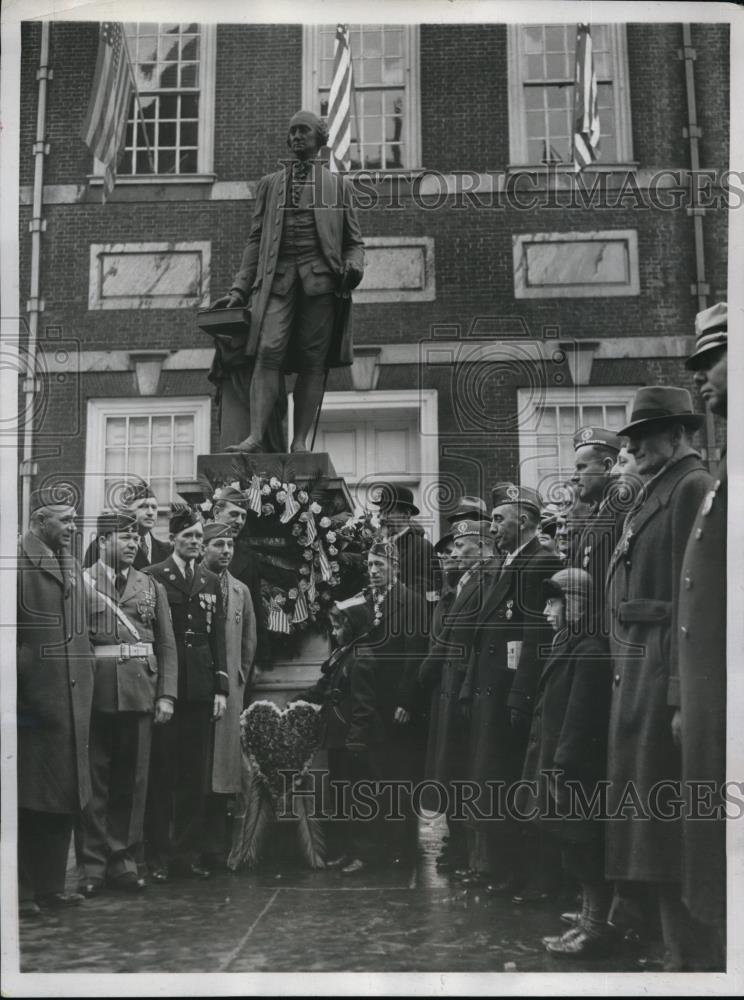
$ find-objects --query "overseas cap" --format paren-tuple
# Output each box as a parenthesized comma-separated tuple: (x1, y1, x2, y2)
(452, 519, 491, 542)
(368, 539, 400, 563)
(169, 504, 201, 536)
(572, 426, 622, 453)
(490, 483, 542, 515)
(29, 485, 76, 512)
(202, 521, 233, 542)
(447, 496, 490, 524)
(96, 509, 138, 537)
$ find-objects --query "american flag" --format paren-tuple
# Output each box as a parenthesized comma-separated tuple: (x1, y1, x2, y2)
(573, 23, 600, 172)
(327, 24, 353, 173)
(81, 23, 134, 199)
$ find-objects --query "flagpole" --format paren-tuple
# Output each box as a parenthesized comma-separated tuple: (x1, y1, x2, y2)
(347, 27, 362, 167)
(120, 29, 156, 174)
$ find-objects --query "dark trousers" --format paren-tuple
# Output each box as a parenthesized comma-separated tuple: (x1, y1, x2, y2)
(76, 711, 153, 883)
(258, 280, 335, 372)
(145, 702, 211, 868)
(18, 808, 73, 901)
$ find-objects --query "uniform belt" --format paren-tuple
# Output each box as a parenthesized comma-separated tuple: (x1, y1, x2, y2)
(95, 643, 154, 658)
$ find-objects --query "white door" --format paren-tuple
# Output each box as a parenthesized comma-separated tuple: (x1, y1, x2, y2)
(307, 389, 439, 540)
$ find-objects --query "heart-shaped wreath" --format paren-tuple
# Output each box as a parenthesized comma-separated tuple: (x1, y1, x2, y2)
(228, 700, 325, 870)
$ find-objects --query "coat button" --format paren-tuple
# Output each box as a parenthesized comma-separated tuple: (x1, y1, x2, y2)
(680, 626, 689, 638)
(71, 678, 76, 687)
(614, 674, 620, 686)
(684, 576, 692, 590)
(695, 528, 703, 540)
(187, 614, 192, 620)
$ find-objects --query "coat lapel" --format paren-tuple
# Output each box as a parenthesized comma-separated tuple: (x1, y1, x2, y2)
(90, 560, 117, 602)
(23, 531, 65, 587)
(163, 555, 191, 595)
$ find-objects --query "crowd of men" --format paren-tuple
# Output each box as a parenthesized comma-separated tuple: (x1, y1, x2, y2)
(15, 303, 727, 972)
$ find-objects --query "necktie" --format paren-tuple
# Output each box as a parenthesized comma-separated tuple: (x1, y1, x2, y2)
(184, 561, 193, 586)
(139, 534, 149, 561)
(115, 571, 127, 595)
(219, 570, 229, 612)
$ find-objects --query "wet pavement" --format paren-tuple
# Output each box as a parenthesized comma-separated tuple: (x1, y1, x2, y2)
(18, 816, 666, 975)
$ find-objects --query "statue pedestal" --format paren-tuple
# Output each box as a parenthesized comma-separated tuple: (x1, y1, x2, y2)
(175, 452, 354, 703)
(176, 451, 353, 515)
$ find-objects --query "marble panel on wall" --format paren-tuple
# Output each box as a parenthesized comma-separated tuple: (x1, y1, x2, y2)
(513, 230, 639, 298)
(353, 237, 436, 303)
(89, 241, 211, 309)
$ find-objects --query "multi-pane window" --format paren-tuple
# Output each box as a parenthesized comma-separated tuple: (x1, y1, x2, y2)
(509, 24, 632, 166)
(119, 23, 206, 175)
(308, 25, 419, 170)
(85, 398, 211, 531)
(517, 388, 637, 497)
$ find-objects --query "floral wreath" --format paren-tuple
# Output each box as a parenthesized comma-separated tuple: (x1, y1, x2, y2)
(197, 471, 381, 642)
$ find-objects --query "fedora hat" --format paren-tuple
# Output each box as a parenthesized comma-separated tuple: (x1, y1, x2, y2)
(447, 495, 490, 524)
(434, 532, 455, 555)
(685, 302, 727, 371)
(370, 483, 420, 516)
(619, 386, 704, 436)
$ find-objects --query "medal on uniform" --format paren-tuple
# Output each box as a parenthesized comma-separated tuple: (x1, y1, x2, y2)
(505, 599, 514, 620)
(583, 545, 591, 569)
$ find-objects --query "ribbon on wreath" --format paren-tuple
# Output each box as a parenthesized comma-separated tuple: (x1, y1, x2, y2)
(280, 484, 301, 524)
(317, 542, 333, 583)
(291, 589, 310, 624)
(246, 475, 263, 516)
(303, 510, 318, 544)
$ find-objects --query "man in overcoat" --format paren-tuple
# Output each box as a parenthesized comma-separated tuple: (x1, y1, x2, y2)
(77, 511, 177, 895)
(371, 483, 441, 620)
(604, 385, 712, 970)
(200, 522, 257, 865)
(144, 507, 229, 880)
(361, 539, 429, 865)
(17, 487, 95, 916)
(212, 110, 365, 454)
(461, 484, 561, 892)
(421, 520, 494, 871)
(670, 304, 728, 956)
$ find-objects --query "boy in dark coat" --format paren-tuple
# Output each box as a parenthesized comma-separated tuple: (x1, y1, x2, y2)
(294, 595, 374, 871)
(520, 568, 613, 956)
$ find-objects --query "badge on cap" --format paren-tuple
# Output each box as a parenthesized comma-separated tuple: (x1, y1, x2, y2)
(580, 427, 594, 443)
(506, 485, 520, 501)
(456, 521, 469, 535)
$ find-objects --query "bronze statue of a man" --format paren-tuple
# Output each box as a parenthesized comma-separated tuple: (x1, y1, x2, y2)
(212, 110, 365, 454)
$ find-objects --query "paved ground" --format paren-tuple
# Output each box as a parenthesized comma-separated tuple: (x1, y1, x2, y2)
(17, 816, 666, 975)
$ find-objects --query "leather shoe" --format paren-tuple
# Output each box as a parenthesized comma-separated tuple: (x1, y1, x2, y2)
(512, 887, 550, 904)
(149, 866, 169, 883)
(20, 900, 41, 918)
(37, 892, 85, 908)
(542, 925, 583, 947)
(484, 879, 520, 897)
(341, 858, 366, 875)
(460, 871, 494, 888)
(545, 928, 613, 957)
(560, 910, 582, 926)
(324, 855, 349, 869)
(79, 881, 103, 898)
(108, 873, 147, 892)
(451, 867, 476, 881)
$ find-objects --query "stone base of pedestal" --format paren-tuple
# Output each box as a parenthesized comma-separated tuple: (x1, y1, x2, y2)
(250, 630, 331, 708)
(176, 452, 353, 514)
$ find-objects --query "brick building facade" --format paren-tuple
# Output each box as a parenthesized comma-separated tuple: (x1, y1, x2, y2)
(18, 20, 730, 540)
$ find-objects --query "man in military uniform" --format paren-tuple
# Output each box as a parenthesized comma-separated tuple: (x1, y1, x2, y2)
(200, 521, 257, 866)
(212, 110, 365, 454)
(78, 511, 177, 895)
(671, 303, 727, 964)
(144, 507, 229, 880)
(84, 480, 171, 570)
(210, 485, 267, 676)
(569, 427, 624, 627)
(17, 487, 95, 916)
(460, 484, 561, 894)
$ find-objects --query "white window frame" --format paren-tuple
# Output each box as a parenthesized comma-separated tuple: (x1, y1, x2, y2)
(92, 24, 217, 184)
(290, 388, 439, 539)
(83, 396, 211, 528)
(302, 25, 422, 173)
(516, 385, 638, 492)
(507, 23, 633, 169)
